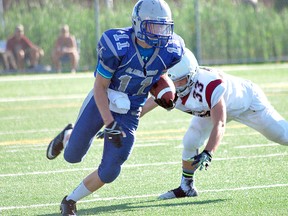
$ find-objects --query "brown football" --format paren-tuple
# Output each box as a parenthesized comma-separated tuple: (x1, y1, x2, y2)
(150, 75, 176, 103)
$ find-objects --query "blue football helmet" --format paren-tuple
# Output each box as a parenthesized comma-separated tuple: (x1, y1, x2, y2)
(132, 0, 174, 48)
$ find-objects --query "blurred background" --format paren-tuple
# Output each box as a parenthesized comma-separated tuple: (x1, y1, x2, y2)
(0, 0, 287, 73)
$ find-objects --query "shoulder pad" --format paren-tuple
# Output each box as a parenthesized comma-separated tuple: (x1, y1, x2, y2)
(101, 28, 133, 54)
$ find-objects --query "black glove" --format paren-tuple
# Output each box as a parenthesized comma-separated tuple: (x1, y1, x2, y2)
(154, 98, 175, 110)
(96, 121, 124, 148)
(191, 150, 212, 171)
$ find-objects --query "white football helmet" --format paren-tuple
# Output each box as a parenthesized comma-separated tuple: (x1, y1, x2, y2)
(168, 48, 199, 97)
(132, 0, 174, 48)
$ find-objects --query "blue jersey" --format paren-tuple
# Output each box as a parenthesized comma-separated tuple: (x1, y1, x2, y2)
(95, 27, 184, 109)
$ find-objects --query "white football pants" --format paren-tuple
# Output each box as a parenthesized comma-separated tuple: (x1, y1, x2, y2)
(182, 102, 288, 161)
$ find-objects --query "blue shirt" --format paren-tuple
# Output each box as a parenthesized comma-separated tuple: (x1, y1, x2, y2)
(95, 27, 184, 109)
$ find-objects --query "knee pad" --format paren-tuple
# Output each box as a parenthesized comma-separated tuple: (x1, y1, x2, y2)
(63, 141, 85, 163)
(271, 126, 288, 145)
(98, 162, 121, 183)
(276, 121, 288, 145)
(98, 153, 128, 183)
(63, 150, 82, 163)
(262, 120, 288, 146)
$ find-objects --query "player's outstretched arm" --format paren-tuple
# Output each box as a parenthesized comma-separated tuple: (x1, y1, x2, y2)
(205, 97, 226, 153)
(189, 98, 226, 171)
(141, 97, 158, 117)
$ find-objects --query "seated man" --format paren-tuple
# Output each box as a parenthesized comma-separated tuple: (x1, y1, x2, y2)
(6, 24, 44, 70)
(1, 51, 17, 71)
(52, 25, 79, 73)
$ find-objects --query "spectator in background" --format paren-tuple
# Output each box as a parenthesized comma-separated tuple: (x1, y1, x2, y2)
(52, 25, 79, 73)
(0, 39, 17, 70)
(6, 24, 44, 70)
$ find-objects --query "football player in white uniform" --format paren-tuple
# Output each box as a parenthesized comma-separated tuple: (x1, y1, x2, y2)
(142, 48, 288, 199)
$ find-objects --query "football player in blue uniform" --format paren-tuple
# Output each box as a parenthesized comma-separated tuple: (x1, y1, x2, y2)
(46, 0, 184, 215)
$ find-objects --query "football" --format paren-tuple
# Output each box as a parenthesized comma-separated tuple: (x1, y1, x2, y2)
(150, 75, 176, 103)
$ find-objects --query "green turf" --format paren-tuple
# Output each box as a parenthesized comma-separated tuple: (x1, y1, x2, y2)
(0, 64, 287, 215)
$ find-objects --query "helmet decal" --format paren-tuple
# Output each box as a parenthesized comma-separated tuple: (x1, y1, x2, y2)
(135, 1, 143, 17)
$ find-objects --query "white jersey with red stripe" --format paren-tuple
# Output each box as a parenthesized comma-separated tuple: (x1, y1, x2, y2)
(175, 67, 256, 118)
(176, 66, 288, 161)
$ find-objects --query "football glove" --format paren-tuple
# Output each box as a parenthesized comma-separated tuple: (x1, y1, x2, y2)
(154, 98, 175, 110)
(96, 121, 125, 148)
(95, 130, 104, 139)
(190, 150, 212, 171)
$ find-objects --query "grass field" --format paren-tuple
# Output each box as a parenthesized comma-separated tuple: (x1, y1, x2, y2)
(0, 64, 288, 216)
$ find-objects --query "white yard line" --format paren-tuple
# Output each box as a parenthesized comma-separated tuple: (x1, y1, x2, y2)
(1, 85, 286, 103)
(0, 129, 53, 135)
(0, 63, 287, 84)
(0, 153, 287, 178)
(216, 63, 288, 71)
(0, 183, 287, 211)
(0, 122, 190, 136)
(0, 132, 267, 148)
(0, 73, 92, 82)
(234, 143, 279, 148)
(0, 94, 85, 102)
(0, 124, 260, 143)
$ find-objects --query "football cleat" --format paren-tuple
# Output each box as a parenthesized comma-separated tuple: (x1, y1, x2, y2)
(46, 124, 73, 160)
(60, 196, 77, 216)
(158, 186, 198, 200)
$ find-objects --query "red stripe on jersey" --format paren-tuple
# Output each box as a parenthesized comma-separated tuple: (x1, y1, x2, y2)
(181, 94, 189, 105)
(205, 79, 223, 109)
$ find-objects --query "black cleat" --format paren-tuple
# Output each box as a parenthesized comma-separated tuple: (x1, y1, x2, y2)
(46, 124, 73, 160)
(158, 186, 198, 200)
(60, 196, 77, 216)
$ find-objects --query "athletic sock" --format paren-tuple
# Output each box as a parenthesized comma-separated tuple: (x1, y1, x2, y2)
(63, 129, 73, 148)
(180, 169, 194, 192)
(66, 181, 92, 202)
(182, 169, 194, 179)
